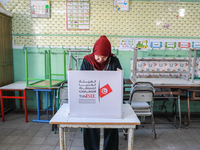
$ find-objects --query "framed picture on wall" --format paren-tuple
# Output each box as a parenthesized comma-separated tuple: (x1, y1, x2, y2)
(30, 0, 50, 18)
(66, 0, 90, 30)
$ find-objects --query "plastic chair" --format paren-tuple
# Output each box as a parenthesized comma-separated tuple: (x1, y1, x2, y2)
(129, 82, 157, 139)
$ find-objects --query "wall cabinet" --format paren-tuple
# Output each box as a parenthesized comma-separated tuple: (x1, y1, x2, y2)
(0, 11, 15, 115)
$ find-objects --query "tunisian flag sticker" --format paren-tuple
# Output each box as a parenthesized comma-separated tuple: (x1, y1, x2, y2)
(99, 84, 113, 98)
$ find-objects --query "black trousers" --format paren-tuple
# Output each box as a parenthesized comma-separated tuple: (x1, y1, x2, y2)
(83, 128, 119, 150)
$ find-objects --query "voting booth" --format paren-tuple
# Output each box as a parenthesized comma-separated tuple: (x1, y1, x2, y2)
(68, 71, 123, 118)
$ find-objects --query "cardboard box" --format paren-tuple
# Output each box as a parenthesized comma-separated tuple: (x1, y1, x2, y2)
(68, 70, 123, 118)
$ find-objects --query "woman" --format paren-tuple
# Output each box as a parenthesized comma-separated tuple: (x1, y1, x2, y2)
(80, 35, 122, 150)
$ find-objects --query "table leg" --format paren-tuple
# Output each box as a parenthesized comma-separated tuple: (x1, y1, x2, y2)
(50, 90, 52, 109)
(59, 127, 66, 150)
(33, 89, 51, 123)
(46, 91, 49, 121)
(100, 128, 104, 150)
(0, 90, 5, 122)
(39, 92, 41, 110)
(128, 128, 134, 150)
(184, 91, 190, 128)
(23, 90, 28, 122)
(36, 91, 40, 120)
(186, 94, 191, 128)
(64, 128, 66, 150)
(19, 91, 22, 109)
(178, 94, 181, 129)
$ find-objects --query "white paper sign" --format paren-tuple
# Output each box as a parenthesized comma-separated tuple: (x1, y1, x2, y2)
(192, 41, 200, 49)
(68, 71, 123, 118)
(193, 42, 200, 48)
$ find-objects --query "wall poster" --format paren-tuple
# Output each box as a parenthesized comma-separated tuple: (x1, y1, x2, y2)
(66, 0, 90, 30)
(120, 38, 134, 50)
(113, 0, 129, 11)
(30, 0, 50, 18)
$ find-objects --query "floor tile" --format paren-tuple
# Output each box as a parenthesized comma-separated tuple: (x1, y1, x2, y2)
(24, 144, 41, 150)
(4, 121, 22, 129)
(28, 136, 46, 145)
(0, 143, 12, 150)
(55, 145, 71, 150)
(28, 123, 44, 130)
(54, 146, 60, 150)
(1, 135, 20, 144)
(70, 147, 84, 150)
(47, 131, 59, 138)
(0, 135, 7, 141)
(14, 136, 33, 144)
(8, 143, 27, 150)
(39, 124, 52, 131)
(9, 129, 26, 136)
(39, 145, 56, 150)
(35, 130, 51, 137)
(0, 121, 10, 129)
(22, 129, 38, 136)
(42, 137, 59, 146)
(71, 138, 83, 147)
(16, 121, 33, 130)
(0, 128, 14, 136)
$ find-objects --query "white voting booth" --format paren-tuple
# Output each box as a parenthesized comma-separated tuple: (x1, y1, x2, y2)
(68, 71, 123, 118)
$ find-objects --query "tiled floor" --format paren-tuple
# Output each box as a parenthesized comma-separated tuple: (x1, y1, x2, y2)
(0, 112, 200, 150)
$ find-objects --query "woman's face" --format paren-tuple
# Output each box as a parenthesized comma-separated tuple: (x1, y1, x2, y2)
(94, 55, 108, 63)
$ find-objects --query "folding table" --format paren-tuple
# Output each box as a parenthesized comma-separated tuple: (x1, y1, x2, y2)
(50, 104, 140, 150)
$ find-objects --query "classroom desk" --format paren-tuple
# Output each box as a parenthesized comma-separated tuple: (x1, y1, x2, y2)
(0, 81, 28, 122)
(50, 104, 140, 150)
(27, 86, 59, 123)
(130, 77, 200, 128)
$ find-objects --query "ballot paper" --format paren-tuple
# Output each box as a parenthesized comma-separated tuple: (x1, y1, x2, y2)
(68, 70, 123, 118)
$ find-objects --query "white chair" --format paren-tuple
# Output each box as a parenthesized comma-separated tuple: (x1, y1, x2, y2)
(129, 82, 157, 139)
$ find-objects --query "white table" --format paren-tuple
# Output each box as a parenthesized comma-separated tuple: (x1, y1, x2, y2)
(50, 104, 140, 150)
(0, 81, 28, 122)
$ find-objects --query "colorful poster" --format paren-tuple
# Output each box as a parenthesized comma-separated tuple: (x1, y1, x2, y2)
(178, 40, 192, 50)
(120, 38, 134, 50)
(164, 40, 177, 50)
(113, 0, 129, 11)
(150, 39, 164, 50)
(135, 39, 149, 51)
(67, 0, 90, 30)
(119, 38, 200, 51)
(192, 41, 200, 49)
(30, 0, 50, 18)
